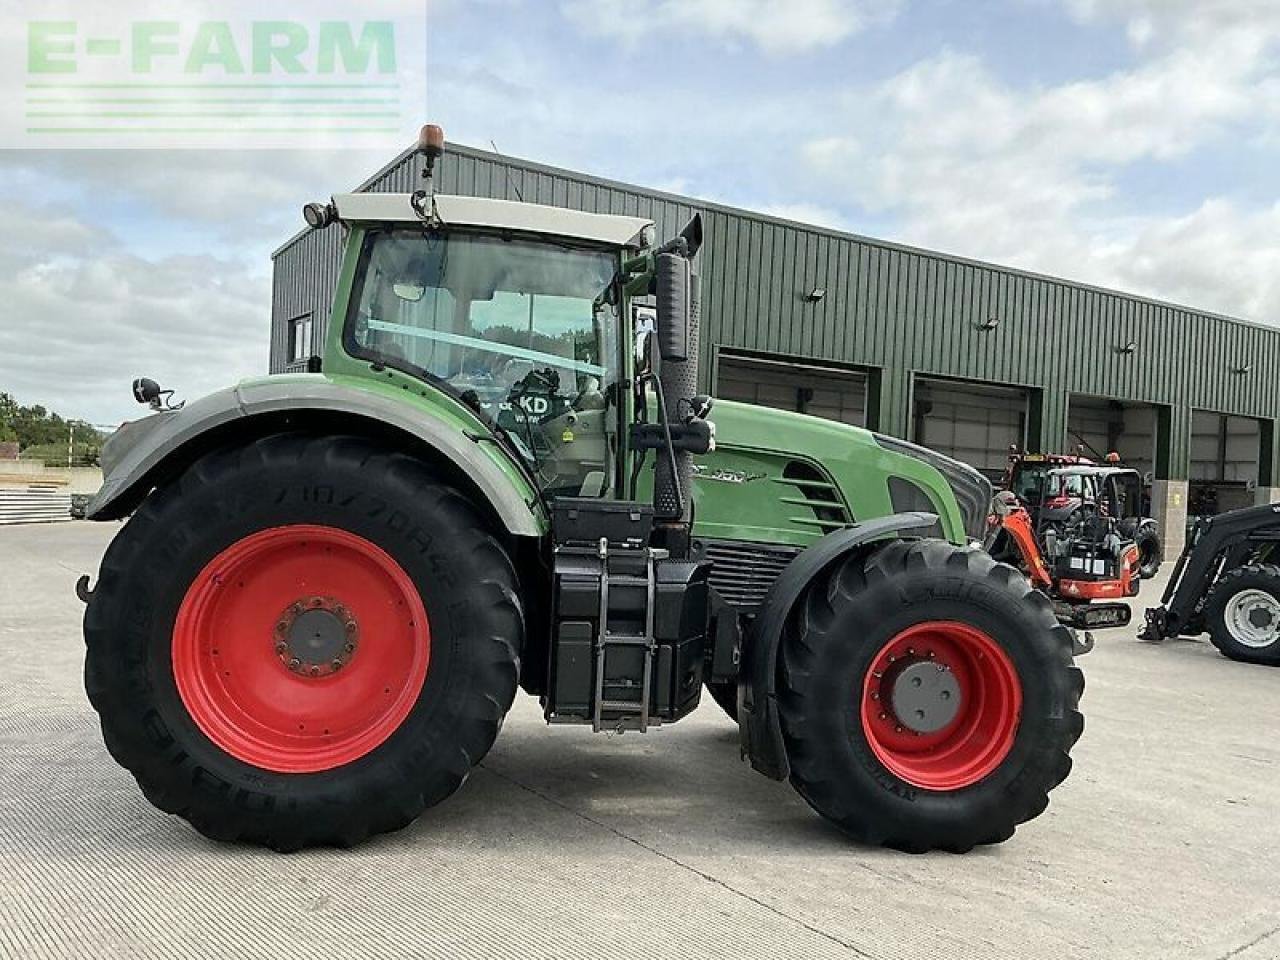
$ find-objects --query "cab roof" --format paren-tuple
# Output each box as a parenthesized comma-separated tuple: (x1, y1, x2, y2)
(332, 193, 654, 249)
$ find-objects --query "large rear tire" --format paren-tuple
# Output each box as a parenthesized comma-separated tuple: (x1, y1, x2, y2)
(778, 539, 1083, 852)
(1204, 564, 1280, 666)
(84, 434, 523, 850)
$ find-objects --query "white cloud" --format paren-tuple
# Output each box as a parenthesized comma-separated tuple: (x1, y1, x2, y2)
(0, 201, 268, 426)
(560, 0, 901, 55)
(754, 202, 853, 232)
(798, 12, 1280, 324)
(1061, 0, 1280, 46)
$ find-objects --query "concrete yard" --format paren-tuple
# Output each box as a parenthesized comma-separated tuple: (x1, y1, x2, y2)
(1, 522, 1278, 960)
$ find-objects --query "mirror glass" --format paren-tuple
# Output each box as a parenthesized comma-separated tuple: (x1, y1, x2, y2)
(632, 304, 657, 374)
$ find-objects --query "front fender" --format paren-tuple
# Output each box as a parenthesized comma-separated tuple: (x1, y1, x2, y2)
(88, 377, 544, 537)
(739, 512, 939, 780)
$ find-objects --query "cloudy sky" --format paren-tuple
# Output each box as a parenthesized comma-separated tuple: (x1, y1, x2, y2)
(3, 0, 1279, 425)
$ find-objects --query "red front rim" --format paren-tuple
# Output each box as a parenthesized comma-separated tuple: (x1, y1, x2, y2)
(172, 525, 430, 774)
(859, 621, 1022, 791)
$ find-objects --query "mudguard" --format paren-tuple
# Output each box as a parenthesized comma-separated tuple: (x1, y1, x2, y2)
(87, 377, 543, 537)
(740, 511, 940, 780)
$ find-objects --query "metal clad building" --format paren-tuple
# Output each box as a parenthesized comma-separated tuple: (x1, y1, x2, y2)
(271, 142, 1280, 551)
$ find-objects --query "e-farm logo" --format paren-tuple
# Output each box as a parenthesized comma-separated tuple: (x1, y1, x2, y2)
(2, 2, 427, 149)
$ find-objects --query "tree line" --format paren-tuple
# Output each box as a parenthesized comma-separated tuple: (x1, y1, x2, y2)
(0, 391, 105, 466)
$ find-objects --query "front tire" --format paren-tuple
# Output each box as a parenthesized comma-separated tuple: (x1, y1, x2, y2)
(84, 434, 524, 850)
(778, 540, 1084, 852)
(1204, 565, 1280, 665)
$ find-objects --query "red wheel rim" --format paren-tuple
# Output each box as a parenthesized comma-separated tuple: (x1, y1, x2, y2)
(859, 621, 1021, 791)
(172, 525, 430, 774)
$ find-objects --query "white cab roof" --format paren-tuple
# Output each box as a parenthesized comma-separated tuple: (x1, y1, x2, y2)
(332, 193, 653, 248)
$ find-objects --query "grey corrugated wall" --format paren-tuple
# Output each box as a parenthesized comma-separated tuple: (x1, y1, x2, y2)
(270, 142, 1280, 482)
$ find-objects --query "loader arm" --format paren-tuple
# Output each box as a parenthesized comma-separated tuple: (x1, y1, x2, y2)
(1142, 503, 1280, 640)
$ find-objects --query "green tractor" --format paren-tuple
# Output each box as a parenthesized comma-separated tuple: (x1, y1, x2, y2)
(80, 127, 1084, 853)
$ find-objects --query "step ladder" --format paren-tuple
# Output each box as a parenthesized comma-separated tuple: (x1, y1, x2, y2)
(592, 539, 663, 732)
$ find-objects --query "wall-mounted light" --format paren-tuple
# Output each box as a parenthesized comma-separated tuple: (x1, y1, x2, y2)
(1233, 361, 1252, 374)
(974, 316, 1000, 331)
(1115, 340, 1137, 355)
(803, 287, 826, 303)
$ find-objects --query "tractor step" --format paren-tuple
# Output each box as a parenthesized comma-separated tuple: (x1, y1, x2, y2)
(592, 543, 659, 732)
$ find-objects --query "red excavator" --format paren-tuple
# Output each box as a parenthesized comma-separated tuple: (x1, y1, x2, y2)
(988, 465, 1140, 633)
(1003, 450, 1162, 578)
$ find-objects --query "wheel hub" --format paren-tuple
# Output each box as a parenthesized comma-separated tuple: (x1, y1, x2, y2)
(888, 660, 961, 734)
(1248, 607, 1273, 629)
(274, 596, 359, 677)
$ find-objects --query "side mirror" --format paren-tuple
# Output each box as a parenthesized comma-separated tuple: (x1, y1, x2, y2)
(633, 305, 657, 376)
(655, 252, 691, 362)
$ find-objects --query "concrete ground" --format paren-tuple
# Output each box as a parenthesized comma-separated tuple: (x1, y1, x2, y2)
(1, 523, 1278, 960)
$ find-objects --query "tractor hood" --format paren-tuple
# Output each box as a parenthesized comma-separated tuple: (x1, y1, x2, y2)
(699, 400, 992, 546)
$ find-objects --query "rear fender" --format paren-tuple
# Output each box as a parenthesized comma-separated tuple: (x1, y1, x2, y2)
(739, 512, 939, 780)
(88, 378, 544, 537)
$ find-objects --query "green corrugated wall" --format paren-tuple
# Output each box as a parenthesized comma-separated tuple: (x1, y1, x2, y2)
(271, 142, 1280, 483)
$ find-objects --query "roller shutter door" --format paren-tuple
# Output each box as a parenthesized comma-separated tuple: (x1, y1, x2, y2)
(912, 378, 1028, 479)
(716, 354, 867, 427)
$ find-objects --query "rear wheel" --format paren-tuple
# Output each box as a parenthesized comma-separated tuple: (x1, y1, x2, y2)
(778, 540, 1083, 852)
(85, 434, 523, 850)
(1135, 525, 1162, 579)
(1204, 565, 1280, 665)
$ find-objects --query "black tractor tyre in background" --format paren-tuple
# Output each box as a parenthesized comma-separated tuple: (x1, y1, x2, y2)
(84, 434, 524, 850)
(777, 539, 1084, 853)
(1134, 524, 1163, 579)
(1203, 564, 1280, 666)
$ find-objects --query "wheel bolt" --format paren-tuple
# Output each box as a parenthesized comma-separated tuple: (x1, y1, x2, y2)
(894, 725, 903, 733)
(288, 657, 300, 669)
(331, 659, 343, 670)
(871, 692, 879, 700)
(275, 642, 287, 655)
(879, 712, 887, 720)
(309, 666, 320, 676)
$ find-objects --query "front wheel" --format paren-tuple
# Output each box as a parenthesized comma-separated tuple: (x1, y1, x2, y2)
(84, 434, 524, 850)
(1204, 565, 1280, 665)
(778, 540, 1084, 852)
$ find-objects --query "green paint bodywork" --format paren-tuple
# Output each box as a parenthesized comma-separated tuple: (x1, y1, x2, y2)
(296, 220, 966, 550)
(693, 401, 963, 547)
